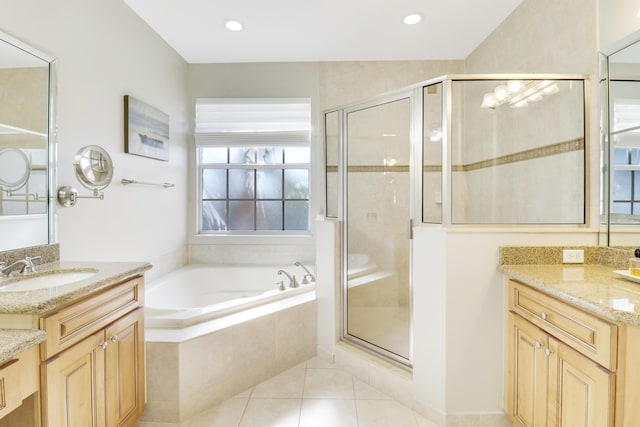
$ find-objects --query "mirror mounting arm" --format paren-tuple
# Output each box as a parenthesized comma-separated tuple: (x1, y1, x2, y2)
(56, 186, 104, 208)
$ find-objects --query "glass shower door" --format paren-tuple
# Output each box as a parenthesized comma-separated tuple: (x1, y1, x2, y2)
(345, 96, 412, 361)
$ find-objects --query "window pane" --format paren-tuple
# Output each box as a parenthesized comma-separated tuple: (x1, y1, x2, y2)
(202, 201, 227, 230)
(201, 147, 227, 164)
(229, 169, 255, 199)
(614, 170, 632, 199)
(257, 147, 283, 164)
(202, 169, 227, 199)
(257, 169, 282, 199)
(230, 147, 256, 164)
(613, 202, 631, 214)
(284, 169, 309, 199)
(632, 148, 640, 165)
(229, 201, 255, 230)
(614, 147, 629, 165)
(284, 201, 308, 230)
(635, 172, 640, 199)
(257, 201, 282, 230)
(284, 147, 310, 163)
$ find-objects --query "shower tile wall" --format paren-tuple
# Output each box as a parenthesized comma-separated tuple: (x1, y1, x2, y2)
(188, 244, 315, 266)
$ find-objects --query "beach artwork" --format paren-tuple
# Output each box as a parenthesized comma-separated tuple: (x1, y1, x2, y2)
(124, 95, 170, 161)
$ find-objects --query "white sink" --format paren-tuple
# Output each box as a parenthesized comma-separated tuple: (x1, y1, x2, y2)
(0, 270, 97, 292)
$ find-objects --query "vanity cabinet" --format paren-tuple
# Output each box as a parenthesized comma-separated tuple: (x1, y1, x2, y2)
(505, 280, 617, 427)
(39, 276, 145, 427)
(0, 346, 38, 421)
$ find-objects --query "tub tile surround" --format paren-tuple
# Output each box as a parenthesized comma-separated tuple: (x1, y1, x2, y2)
(188, 244, 315, 266)
(142, 300, 318, 424)
(135, 357, 437, 427)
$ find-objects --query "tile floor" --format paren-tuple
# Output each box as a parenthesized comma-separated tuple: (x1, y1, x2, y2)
(135, 356, 438, 427)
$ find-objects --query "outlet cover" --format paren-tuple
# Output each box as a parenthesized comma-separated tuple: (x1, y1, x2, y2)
(563, 249, 584, 264)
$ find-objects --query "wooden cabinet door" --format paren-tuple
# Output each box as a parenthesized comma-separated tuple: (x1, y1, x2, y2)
(507, 313, 549, 427)
(105, 308, 144, 427)
(42, 330, 106, 427)
(548, 338, 614, 427)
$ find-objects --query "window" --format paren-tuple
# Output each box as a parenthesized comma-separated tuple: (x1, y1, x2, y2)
(195, 98, 311, 233)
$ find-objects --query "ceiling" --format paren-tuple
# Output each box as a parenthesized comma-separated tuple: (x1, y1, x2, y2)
(123, 0, 523, 64)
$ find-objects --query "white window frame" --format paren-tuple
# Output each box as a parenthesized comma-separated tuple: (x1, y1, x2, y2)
(192, 98, 313, 242)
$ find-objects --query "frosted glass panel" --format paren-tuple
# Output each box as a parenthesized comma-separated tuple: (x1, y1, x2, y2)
(202, 169, 226, 199)
(257, 201, 282, 230)
(229, 169, 254, 199)
(284, 201, 308, 230)
(229, 201, 254, 230)
(284, 169, 309, 199)
(257, 169, 282, 199)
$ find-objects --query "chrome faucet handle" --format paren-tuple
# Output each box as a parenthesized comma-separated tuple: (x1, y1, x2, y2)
(291, 275, 299, 288)
(22, 255, 42, 274)
(277, 281, 286, 291)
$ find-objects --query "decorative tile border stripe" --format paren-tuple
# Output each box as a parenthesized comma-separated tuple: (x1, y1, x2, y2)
(453, 138, 584, 172)
(328, 138, 583, 174)
(327, 165, 411, 173)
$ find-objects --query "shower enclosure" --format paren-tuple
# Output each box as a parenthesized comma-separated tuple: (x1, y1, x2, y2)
(325, 75, 587, 366)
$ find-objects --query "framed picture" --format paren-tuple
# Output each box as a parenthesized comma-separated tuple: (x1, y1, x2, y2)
(124, 95, 170, 161)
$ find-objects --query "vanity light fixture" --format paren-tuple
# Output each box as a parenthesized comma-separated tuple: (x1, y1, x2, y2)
(403, 13, 423, 25)
(224, 19, 243, 31)
(481, 80, 560, 109)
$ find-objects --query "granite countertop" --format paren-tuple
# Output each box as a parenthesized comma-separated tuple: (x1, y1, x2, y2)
(0, 261, 152, 315)
(499, 263, 640, 325)
(0, 328, 46, 363)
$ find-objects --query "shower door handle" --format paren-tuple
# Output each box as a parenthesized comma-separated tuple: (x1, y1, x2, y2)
(408, 219, 413, 240)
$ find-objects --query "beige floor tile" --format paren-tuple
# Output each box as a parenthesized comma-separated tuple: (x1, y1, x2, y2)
(356, 399, 419, 427)
(298, 399, 358, 427)
(180, 398, 248, 427)
(303, 368, 355, 399)
(251, 367, 306, 398)
(238, 398, 301, 427)
(353, 378, 390, 400)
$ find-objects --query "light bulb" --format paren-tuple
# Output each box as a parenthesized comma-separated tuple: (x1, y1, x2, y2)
(494, 85, 509, 101)
(507, 80, 524, 93)
(481, 93, 497, 109)
(542, 83, 559, 94)
(512, 100, 528, 108)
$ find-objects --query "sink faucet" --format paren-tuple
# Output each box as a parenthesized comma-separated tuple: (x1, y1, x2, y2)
(0, 256, 42, 277)
(294, 261, 315, 284)
(277, 269, 299, 288)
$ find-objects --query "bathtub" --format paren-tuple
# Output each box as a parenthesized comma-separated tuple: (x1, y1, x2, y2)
(142, 263, 318, 423)
(145, 263, 316, 332)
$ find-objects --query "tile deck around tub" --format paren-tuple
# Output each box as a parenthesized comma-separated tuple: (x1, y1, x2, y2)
(134, 357, 438, 427)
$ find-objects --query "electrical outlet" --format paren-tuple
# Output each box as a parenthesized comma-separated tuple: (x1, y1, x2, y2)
(563, 249, 584, 264)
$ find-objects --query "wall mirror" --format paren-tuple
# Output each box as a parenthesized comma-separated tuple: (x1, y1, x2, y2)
(600, 32, 640, 246)
(0, 30, 55, 252)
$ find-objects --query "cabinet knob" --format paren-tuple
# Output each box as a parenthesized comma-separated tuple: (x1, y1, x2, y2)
(535, 341, 543, 349)
(109, 335, 118, 343)
(540, 312, 549, 320)
(98, 341, 109, 350)
(544, 348, 553, 357)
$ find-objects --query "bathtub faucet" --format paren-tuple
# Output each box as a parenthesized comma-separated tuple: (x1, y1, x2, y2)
(277, 269, 299, 288)
(294, 261, 315, 284)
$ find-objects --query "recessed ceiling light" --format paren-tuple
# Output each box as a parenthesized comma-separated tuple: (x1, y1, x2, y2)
(224, 20, 243, 31)
(403, 13, 422, 25)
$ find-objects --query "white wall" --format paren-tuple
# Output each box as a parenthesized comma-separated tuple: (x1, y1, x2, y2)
(0, 0, 189, 280)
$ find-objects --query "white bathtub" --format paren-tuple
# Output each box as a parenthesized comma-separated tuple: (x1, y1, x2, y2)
(145, 263, 316, 331)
